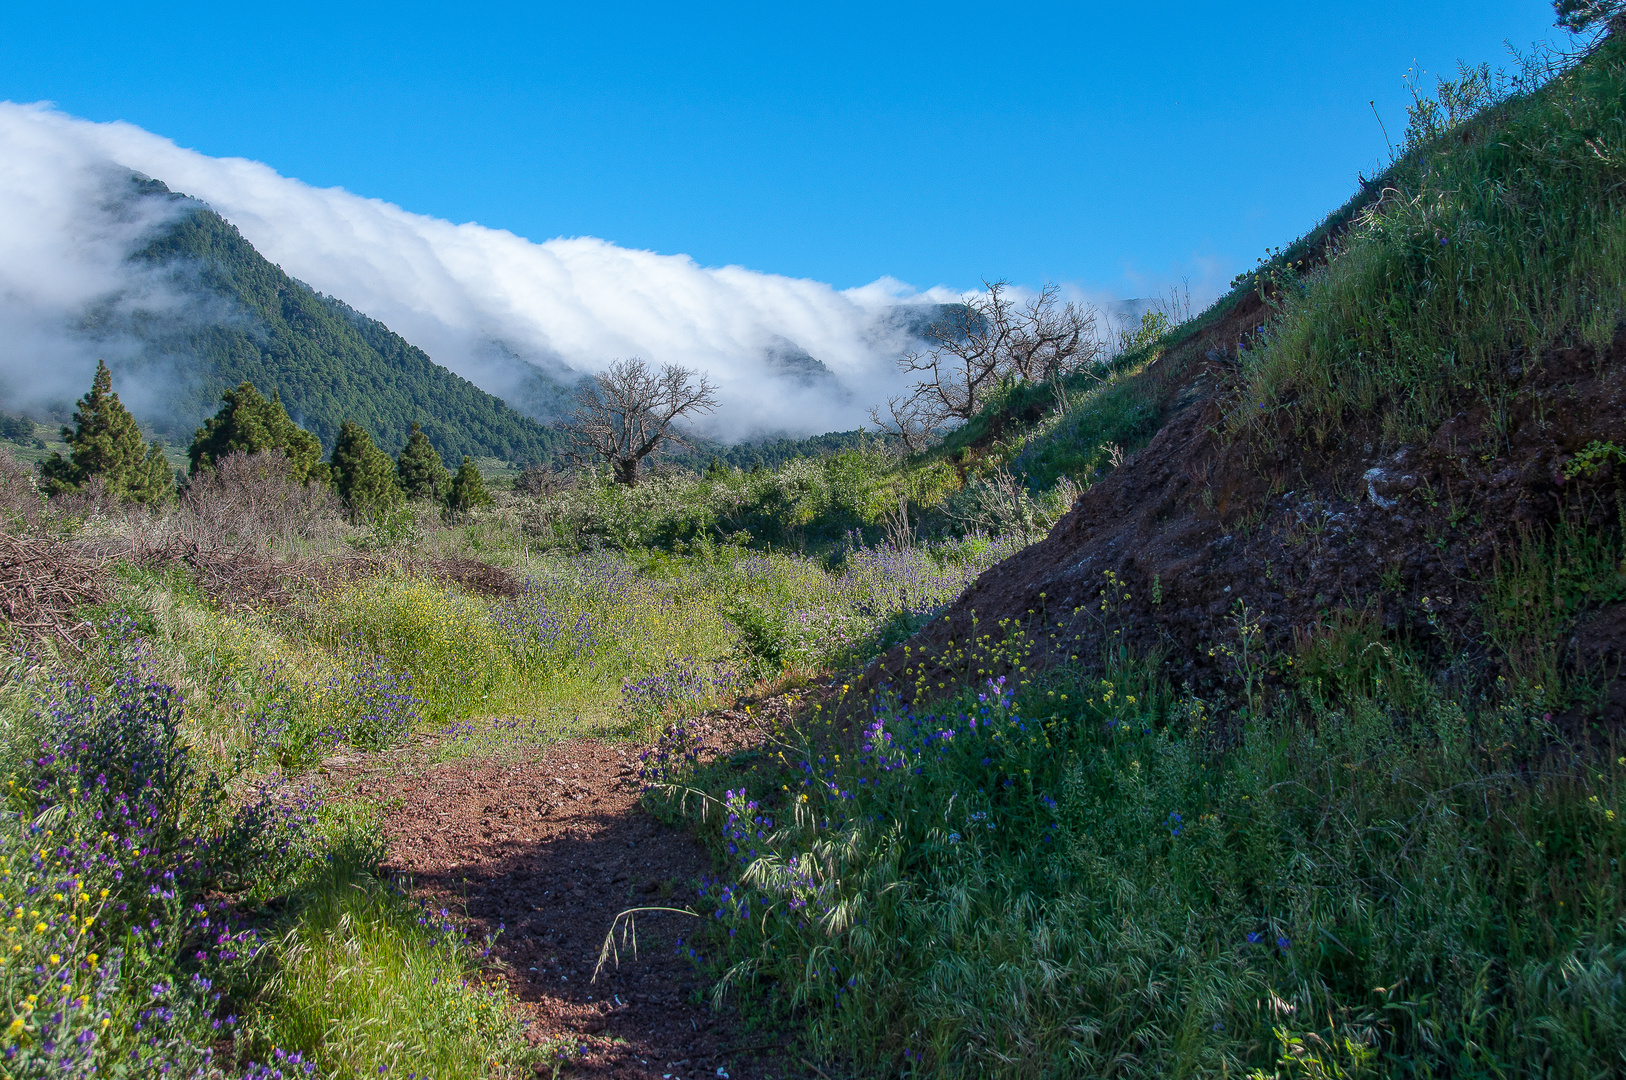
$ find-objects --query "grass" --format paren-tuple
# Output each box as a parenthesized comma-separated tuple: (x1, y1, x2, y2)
(1232, 34, 1626, 447)
(243, 809, 530, 1080)
(659, 606, 1626, 1078)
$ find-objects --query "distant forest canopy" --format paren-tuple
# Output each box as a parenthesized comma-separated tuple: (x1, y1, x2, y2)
(670, 427, 895, 473)
(112, 179, 569, 464)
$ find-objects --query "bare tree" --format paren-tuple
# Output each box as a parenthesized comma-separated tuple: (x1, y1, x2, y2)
(898, 280, 1021, 428)
(888, 281, 1106, 439)
(867, 393, 937, 453)
(562, 358, 719, 486)
(1001, 284, 1103, 413)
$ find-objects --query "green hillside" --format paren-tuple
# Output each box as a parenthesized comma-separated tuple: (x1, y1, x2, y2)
(119, 180, 567, 464)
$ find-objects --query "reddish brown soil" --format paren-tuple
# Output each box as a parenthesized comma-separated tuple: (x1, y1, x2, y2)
(873, 317, 1626, 729)
(331, 722, 810, 1080)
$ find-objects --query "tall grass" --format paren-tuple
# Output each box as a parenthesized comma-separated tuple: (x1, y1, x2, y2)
(663, 610, 1626, 1077)
(1233, 36, 1626, 446)
(247, 855, 527, 1080)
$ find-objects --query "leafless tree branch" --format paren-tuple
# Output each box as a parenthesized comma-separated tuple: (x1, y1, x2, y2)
(891, 280, 1107, 436)
(561, 358, 720, 485)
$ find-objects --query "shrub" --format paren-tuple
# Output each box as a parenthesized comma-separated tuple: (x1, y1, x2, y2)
(0, 627, 316, 1075)
(177, 449, 343, 552)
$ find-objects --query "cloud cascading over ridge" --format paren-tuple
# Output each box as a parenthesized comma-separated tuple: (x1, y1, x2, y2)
(0, 101, 959, 439)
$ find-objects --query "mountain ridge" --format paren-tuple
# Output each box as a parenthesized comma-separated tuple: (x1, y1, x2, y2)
(89, 176, 568, 465)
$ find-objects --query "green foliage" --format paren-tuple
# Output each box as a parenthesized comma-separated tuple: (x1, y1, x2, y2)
(0, 413, 42, 448)
(127, 193, 565, 464)
(1563, 438, 1626, 478)
(675, 429, 896, 474)
(396, 421, 451, 501)
(446, 456, 493, 514)
(723, 596, 790, 674)
(1233, 36, 1626, 446)
(246, 851, 529, 1080)
(1483, 515, 1626, 690)
(1120, 308, 1173, 352)
(188, 380, 326, 482)
(330, 420, 403, 519)
(666, 617, 1626, 1077)
(514, 447, 1058, 556)
(38, 360, 174, 503)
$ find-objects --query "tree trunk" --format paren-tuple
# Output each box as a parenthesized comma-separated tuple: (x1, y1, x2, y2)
(614, 457, 640, 486)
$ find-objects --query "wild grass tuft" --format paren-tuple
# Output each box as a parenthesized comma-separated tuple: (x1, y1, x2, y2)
(245, 854, 530, 1080)
(1233, 36, 1626, 447)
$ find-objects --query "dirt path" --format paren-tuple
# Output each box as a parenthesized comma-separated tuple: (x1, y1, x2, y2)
(327, 721, 809, 1080)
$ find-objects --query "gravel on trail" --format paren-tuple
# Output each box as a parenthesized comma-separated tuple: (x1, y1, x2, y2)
(329, 724, 814, 1080)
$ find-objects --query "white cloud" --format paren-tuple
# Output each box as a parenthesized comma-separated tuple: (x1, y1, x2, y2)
(0, 101, 965, 439)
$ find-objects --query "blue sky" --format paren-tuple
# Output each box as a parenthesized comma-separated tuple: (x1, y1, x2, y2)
(0, 1, 1565, 297)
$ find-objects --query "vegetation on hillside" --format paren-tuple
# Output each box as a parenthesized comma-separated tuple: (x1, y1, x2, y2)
(1232, 30, 1626, 447)
(638, 23, 1626, 1080)
(3, 10, 1625, 1079)
(123, 188, 567, 464)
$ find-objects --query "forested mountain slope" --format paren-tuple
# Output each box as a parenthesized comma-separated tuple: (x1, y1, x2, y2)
(118, 179, 568, 463)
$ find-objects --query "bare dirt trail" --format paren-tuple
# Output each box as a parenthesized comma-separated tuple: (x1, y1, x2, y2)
(324, 718, 811, 1080)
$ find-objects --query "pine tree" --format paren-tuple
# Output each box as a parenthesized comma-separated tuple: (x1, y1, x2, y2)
(330, 420, 403, 519)
(189, 383, 326, 483)
(130, 444, 178, 504)
(396, 422, 451, 502)
(446, 456, 493, 515)
(39, 361, 173, 502)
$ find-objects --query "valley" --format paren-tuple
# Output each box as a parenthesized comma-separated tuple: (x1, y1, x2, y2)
(2, 10, 1626, 1080)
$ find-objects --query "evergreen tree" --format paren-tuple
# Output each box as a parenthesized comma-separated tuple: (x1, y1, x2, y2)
(446, 456, 493, 515)
(330, 420, 403, 518)
(396, 422, 451, 502)
(189, 383, 325, 483)
(39, 361, 173, 503)
(131, 444, 178, 504)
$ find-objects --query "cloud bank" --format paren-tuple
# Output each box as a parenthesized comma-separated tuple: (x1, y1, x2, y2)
(0, 101, 968, 440)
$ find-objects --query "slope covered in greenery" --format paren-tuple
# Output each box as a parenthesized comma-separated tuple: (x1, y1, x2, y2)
(121, 183, 567, 464)
(646, 26, 1626, 1079)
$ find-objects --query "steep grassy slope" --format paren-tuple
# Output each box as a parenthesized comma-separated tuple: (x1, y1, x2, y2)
(887, 32, 1626, 709)
(115, 180, 567, 464)
(652, 29, 1626, 1080)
